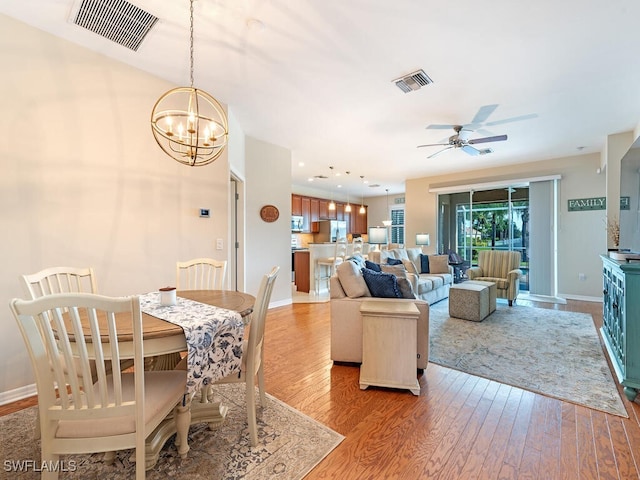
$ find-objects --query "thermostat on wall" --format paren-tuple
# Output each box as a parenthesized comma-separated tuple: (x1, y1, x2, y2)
(199, 208, 210, 218)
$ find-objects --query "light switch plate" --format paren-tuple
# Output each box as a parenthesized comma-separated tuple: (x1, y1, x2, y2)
(216, 238, 223, 250)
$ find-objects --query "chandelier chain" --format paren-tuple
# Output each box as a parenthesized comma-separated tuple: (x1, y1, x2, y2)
(189, 0, 194, 87)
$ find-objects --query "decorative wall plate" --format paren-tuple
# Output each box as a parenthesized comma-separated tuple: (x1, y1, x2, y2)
(260, 205, 279, 223)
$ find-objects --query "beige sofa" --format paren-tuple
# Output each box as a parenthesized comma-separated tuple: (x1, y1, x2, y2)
(368, 248, 454, 305)
(329, 261, 429, 370)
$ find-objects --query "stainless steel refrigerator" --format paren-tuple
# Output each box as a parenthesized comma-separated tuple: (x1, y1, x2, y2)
(315, 220, 347, 242)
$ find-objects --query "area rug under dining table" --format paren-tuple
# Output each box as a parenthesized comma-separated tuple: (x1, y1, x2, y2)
(428, 300, 628, 417)
(0, 383, 344, 479)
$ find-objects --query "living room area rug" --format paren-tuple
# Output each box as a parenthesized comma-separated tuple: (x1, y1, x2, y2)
(428, 301, 628, 417)
(0, 383, 344, 479)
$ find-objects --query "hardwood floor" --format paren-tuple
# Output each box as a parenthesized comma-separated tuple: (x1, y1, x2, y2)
(3, 297, 640, 479)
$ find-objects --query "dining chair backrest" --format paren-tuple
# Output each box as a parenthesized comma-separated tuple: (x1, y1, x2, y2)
(21, 266, 97, 299)
(246, 266, 280, 376)
(334, 237, 348, 265)
(176, 258, 227, 290)
(9, 292, 186, 480)
(352, 237, 364, 256)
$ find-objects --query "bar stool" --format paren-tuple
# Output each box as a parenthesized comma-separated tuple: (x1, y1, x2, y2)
(315, 237, 347, 295)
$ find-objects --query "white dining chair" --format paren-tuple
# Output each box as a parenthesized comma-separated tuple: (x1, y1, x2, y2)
(21, 266, 97, 298)
(20, 266, 101, 440)
(213, 266, 279, 446)
(9, 292, 188, 480)
(176, 258, 227, 290)
(352, 236, 367, 259)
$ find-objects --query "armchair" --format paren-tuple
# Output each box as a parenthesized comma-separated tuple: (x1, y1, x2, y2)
(467, 250, 522, 306)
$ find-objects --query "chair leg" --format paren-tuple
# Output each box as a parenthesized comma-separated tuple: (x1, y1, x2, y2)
(34, 409, 41, 440)
(509, 300, 513, 306)
(40, 451, 60, 480)
(246, 379, 258, 447)
(257, 365, 266, 407)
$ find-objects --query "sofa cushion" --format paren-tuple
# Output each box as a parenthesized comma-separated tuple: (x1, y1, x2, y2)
(402, 259, 419, 275)
(392, 249, 410, 261)
(419, 254, 430, 273)
(428, 254, 450, 274)
(406, 248, 422, 266)
(347, 254, 366, 269)
(364, 260, 381, 272)
(416, 277, 434, 294)
(386, 258, 403, 266)
(397, 277, 416, 299)
(361, 268, 401, 298)
(379, 250, 396, 263)
(422, 274, 444, 289)
(336, 261, 371, 298)
(381, 264, 407, 278)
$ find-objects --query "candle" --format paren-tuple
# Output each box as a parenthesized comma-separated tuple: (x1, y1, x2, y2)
(159, 287, 177, 306)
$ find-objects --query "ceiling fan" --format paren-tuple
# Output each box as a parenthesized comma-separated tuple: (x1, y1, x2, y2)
(417, 125, 507, 159)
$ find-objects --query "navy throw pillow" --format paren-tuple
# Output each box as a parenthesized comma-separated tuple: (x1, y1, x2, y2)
(365, 260, 382, 272)
(419, 254, 430, 274)
(361, 267, 401, 298)
(386, 258, 403, 266)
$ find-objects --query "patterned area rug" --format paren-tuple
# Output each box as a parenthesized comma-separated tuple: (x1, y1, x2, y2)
(0, 384, 344, 479)
(429, 301, 628, 417)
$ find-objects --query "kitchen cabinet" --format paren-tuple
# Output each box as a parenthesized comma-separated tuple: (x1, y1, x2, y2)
(291, 195, 302, 216)
(291, 194, 365, 234)
(310, 198, 320, 223)
(301, 196, 311, 232)
(293, 250, 310, 293)
(351, 206, 368, 234)
(601, 254, 640, 401)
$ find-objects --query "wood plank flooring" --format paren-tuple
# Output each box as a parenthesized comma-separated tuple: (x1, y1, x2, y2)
(3, 297, 640, 479)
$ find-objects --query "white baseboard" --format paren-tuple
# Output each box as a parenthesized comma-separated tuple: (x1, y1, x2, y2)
(559, 293, 603, 303)
(518, 293, 567, 305)
(0, 383, 36, 406)
(270, 298, 292, 308)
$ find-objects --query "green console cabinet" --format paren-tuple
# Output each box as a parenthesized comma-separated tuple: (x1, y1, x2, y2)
(601, 254, 640, 401)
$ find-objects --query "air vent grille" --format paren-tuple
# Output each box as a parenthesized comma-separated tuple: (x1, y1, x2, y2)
(73, 0, 158, 51)
(393, 69, 434, 93)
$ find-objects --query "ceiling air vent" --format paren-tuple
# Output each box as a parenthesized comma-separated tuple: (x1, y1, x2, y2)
(393, 69, 434, 93)
(72, 0, 158, 51)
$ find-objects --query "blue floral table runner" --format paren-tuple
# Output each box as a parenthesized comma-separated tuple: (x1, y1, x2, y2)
(139, 292, 245, 394)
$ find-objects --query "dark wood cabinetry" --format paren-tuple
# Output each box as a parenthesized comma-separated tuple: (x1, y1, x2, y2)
(291, 194, 366, 234)
(293, 251, 310, 293)
(291, 194, 302, 216)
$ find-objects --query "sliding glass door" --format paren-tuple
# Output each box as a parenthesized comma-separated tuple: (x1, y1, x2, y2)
(438, 186, 530, 290)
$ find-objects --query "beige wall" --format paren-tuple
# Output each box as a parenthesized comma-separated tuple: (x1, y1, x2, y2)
(0, 15, 293, 401)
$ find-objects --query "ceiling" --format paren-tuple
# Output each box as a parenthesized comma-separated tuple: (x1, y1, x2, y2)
(3, 0, 640, 196)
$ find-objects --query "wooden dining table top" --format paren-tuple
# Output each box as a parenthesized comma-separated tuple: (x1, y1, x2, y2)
(63, 289, 255, 343)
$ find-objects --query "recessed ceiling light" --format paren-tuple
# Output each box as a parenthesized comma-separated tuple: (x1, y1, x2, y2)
(307, 178, 314, 182)
(298, 161, 305, 167)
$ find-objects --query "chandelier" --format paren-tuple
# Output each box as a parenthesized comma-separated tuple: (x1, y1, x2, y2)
(150, 0, 228, 166)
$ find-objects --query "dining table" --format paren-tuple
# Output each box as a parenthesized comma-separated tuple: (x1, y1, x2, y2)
(59, 289, 255, 469)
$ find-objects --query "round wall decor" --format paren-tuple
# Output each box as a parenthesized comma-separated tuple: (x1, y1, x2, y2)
(260, 205, 279, 223)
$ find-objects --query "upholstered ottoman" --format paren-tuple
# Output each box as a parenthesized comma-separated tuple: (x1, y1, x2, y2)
(465, 280, 497, 314)
(449, 282, 491, 322)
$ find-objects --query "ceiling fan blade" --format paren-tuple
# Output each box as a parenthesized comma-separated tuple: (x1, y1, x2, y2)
(417, 142, 449, 148)
(486, 113, 538, 127)
(461, 145, 481, 156)
(470, 104, 499, 125)
(468, 134, 508, 144)
(427, 146, 453, 159)
(426, 124, 456, 130)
